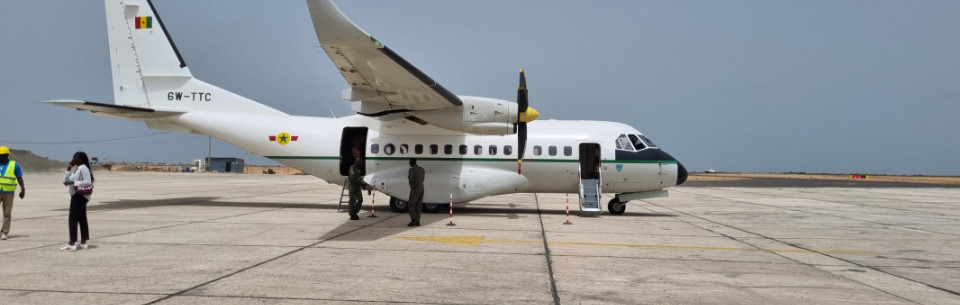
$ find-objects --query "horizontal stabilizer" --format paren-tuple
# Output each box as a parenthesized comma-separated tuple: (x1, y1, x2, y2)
(43, 100, 183, 119)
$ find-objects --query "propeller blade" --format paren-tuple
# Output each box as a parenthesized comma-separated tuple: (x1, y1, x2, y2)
(517, 122, 527, 174)
(517, 69, 528, 174)
(517, 69, 528, 112)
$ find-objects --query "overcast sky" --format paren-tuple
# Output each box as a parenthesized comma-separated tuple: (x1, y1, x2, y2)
(2, 1, 958, 175)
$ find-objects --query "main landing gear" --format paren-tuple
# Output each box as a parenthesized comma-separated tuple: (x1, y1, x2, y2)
(608, 197, 626, 215)
(423, 203, 445, 213)
(389, 197, 408, 213)
(389, 197, 448, 213)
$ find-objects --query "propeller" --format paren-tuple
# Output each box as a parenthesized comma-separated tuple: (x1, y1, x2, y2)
(516, 69, 539, 174)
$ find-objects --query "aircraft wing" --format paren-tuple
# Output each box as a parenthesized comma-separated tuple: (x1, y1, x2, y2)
(306, 0, 462, 115)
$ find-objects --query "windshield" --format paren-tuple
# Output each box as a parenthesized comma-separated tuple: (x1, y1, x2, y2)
(627, 134, 646, 150)
(638, 134, 658, 148)
(618, 134, 658, 151)
(615, 134, 635, 152)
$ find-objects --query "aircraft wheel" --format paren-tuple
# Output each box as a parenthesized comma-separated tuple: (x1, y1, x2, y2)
(389, 197, 409, 213)
(423, 203, 446, 213)
(608, 198, 626, 215)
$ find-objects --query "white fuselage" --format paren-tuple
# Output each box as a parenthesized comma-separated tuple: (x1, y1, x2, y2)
(168, 111, 681, 204)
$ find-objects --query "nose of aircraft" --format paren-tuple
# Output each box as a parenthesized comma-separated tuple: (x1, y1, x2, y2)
(676, 162, 688, 185)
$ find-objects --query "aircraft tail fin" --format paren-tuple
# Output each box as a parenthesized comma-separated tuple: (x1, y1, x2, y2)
(103, 0, 284, 115)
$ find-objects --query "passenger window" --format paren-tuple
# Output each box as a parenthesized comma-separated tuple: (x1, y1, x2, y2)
(474, 145, 483, 155)
(370, 143, 379, 154)
(504, 145, 513, 156)
(430, 144, 439, 155)
(414, 144, 424, 155)
(548, 146, 557, 156)
(489, 145, 497, 156)
(533, 145, 542, 156)
(400, 144, 409, 154)
(459, 144, 468, 155)
(443, 144, 452, 155)
(384, 144, 395, 155)
(564, 146, 572, 156)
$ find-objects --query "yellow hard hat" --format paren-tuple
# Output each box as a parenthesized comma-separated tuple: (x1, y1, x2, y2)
(0, 146, 8, 154)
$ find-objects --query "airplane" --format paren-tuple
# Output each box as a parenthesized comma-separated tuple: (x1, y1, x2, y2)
(46, 0, 687, 215)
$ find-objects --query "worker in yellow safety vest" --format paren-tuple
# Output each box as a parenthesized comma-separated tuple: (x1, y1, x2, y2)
(0, 146, 26, 240)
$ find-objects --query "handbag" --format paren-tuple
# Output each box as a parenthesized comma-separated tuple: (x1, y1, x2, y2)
(76, 184, 94, 195)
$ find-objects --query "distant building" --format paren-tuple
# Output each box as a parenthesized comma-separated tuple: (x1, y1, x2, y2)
(205, 157, 244, 173)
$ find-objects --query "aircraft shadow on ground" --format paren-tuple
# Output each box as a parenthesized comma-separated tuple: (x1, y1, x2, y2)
(66, 197, 676, 219)
(53, 197, 674, 243)
(447, 205, 673, 218)
(55, 197, 341, 212)
(320, 206, 675, 242)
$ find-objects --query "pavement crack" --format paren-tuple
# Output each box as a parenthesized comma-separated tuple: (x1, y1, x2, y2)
(644, 195, 932, 304)
(142, 212, 401, 305)
(674, 188, 960, 237)
(534, 193, 562, 305)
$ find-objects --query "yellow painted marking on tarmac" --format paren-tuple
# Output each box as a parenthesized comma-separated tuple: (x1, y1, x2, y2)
(538, 240, 875, 255)
(394, 235, 485, 247)
(394, 235, 874, 254)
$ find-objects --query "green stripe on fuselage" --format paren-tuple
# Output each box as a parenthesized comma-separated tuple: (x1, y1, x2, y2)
(265, 156, 677, 164)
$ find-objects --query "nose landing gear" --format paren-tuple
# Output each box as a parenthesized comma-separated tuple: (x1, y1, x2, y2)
(608, 197, 626, 215)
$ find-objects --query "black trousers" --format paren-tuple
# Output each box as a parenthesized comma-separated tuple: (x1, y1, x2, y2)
(68, 193, 90, 243)
(348, 186, 363, 216)
(408, 188, 424, 222)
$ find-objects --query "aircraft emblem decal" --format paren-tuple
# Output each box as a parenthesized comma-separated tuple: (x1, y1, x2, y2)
(616, 164, 623, 172)
(268, 132, 298, 145)
(135, 16, 153, 29)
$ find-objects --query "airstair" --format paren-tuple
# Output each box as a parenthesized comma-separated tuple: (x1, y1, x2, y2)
(578, 165, 603, 214)
(337, 177, 349, 212)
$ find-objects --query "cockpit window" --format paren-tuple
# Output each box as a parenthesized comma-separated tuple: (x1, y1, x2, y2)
(637, 134, 658, 148)
(615, 134, 635, 152)
(628, 134, 646, 150)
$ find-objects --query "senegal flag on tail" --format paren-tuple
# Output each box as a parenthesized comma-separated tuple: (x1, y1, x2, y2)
(135, 16, 152, 29)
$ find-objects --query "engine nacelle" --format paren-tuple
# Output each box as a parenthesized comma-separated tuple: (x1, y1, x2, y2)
(413, 96, 522, 135)
(350, 96, 538, 135)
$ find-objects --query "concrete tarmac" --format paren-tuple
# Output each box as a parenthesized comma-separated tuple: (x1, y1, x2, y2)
(1, 172, 958, 304)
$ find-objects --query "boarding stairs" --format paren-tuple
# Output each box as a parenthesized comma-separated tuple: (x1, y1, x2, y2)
(337, 177, 349, 212)
(578, 165, 603, 214)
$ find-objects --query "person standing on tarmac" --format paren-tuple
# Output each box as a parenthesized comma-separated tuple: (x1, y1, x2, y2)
(61, 151, 94, 251)
(407, 158, 425, 227)
(0, 146, 26, 241)
(346, 154, 367, 220)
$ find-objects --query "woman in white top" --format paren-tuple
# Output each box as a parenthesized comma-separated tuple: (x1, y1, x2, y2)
(61, 151, 94, 251)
